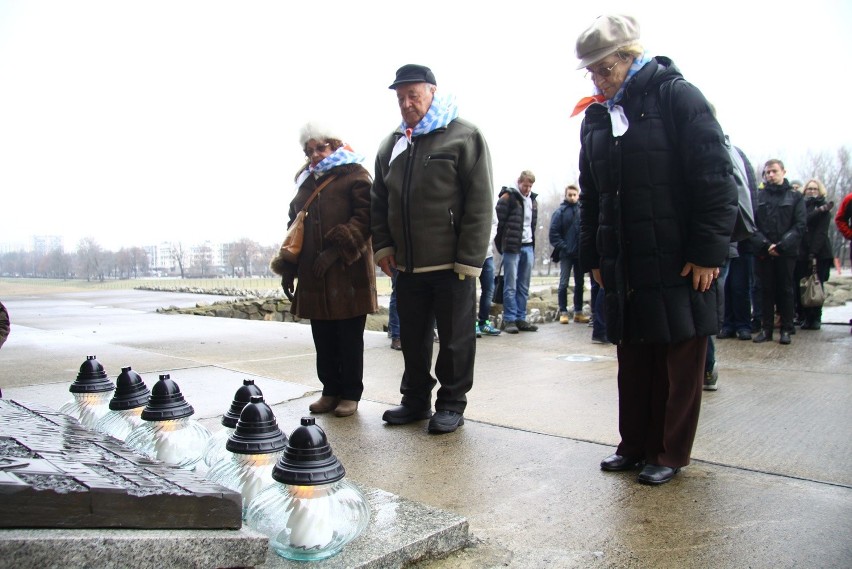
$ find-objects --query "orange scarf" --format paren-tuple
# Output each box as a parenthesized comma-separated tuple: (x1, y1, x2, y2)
(570, 94, 605, 117)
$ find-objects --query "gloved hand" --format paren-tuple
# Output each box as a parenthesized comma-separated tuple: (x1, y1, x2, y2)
(816, 201, 835, 213)
(312, 249, 339, 278)
(281, 273, 295, 294)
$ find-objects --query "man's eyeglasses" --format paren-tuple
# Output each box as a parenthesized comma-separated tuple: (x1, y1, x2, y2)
(584, 60, 620, 81)
(304, 143, 330, 157)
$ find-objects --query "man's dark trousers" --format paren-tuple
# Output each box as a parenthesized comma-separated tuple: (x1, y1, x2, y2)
(396, 269, 476, 414)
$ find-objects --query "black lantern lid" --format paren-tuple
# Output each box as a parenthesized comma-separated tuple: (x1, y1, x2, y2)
(221, 379, 264, 428)
(140, 374, 194, 421)
(109, 366, 150, 410)
(272, 417, 345, 486)
(69, 355, 115, 394)
(225, 395, 288, 455)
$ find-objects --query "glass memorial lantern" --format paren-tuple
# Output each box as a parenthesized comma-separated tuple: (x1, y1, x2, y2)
(245, 417, 370, 561)
(203, 379, 263, 470)
(59, 355, 115, 429)
(125, 374, 210, 470)
(93, 366, 150, 441)
(205, 395, 288, 518)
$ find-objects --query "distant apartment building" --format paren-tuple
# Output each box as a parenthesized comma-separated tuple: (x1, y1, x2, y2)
(33, 235, 64, 256)
(0, 235, 62, 254)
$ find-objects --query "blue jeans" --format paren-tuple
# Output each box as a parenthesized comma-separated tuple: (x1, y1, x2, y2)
(388, 268, 400, 339)
(478, 256, 495, 325)
(723, 254, 753, 333)
(558, 257, 583, 313)
(502, 245, 533, 323)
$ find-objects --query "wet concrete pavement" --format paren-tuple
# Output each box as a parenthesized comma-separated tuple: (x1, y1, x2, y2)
(1, 288, 850, 568)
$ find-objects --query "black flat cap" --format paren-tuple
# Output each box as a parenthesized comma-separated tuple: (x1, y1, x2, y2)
(388, 64, 437, 89)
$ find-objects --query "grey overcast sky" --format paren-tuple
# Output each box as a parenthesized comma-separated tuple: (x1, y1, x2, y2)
(1, 0, 850, 251)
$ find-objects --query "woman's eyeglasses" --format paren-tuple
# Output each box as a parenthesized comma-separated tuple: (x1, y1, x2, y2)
(584, 60, 620, 81)
(304, 143, 330, 157)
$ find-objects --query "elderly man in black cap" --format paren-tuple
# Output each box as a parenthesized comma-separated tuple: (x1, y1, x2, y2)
(371, 64, 493, 434)
(573, 15, 738, 484)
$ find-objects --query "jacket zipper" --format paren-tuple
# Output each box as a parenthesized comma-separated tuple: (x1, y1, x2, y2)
(401, 140, 416, 272)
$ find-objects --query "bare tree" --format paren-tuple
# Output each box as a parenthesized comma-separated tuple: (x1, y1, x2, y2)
(41, 248, 74, 279)
(171, 241, 189, 279)
(196, 244, 213, 278)
(229, 238, 259, 277)
(127, 246, 149, 278)
(76, 237, 103, 281)
(534, 183, 565, 276)
(257, 243, 278, 277)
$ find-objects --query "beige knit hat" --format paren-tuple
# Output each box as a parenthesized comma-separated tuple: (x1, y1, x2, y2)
(298, 121, 342, 146)
(575, 14, 640, 69)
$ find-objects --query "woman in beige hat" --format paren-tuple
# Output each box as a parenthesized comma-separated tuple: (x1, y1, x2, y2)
(573, 15, 738, 485)
(270, 122, 378, 418)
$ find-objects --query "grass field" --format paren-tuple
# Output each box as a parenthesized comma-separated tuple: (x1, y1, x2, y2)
(0, 273, 562, 298)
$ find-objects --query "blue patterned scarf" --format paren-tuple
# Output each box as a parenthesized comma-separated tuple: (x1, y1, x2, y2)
(602, 52, 653, 108)
(389, 92, 459, 164)
(296, 144, 365, 188)
(589, 52, 653, 136)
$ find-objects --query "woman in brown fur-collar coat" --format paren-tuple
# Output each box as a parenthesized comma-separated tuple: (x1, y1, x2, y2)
(270, 123, 377, 417)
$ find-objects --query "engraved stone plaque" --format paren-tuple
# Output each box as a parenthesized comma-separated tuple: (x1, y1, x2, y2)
(0, 399, 242, 529)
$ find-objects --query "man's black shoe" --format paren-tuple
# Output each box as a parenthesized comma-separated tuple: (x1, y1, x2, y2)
(753, 330, 772, 343)
(717, 328, 735, 339)
(779, 331, 792, 345)
(600, 453, 643, 472)
(637, 464, 680, 485)
(736, 329, 752, 341)
(427, 410, 464, 434)
(382, 405, 432, 425)
(516, 320, 538, 332)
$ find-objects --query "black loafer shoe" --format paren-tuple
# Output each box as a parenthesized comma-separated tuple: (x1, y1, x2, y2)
(753, 330, 772, 343)
(637, 464, 680, 485)
(382, 405, 432, 425)
(736, 329, 752, 341)
(427, 410, 464, 433)
(779, 331, 792, 345)
(717, 328, 734, 339)
(600, 453, 644, 472)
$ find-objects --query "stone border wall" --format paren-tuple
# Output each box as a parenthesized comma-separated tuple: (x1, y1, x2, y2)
(141, 276, 852, 330)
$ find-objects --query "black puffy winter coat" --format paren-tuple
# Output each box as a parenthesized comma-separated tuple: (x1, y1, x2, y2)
(800, 196, 834, 261)
(495, 186, 538, 254)
(578, 56, 738, 344)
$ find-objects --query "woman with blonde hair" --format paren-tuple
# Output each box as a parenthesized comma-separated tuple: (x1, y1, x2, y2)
(795, 178, 834, 329)
(270, 122, 377, 417)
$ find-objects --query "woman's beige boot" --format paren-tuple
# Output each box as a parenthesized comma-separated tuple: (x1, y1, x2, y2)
(309, 395, 339, 414)
(333, 399, 358, 417)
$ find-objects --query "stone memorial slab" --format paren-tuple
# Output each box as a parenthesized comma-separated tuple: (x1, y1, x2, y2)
(0, 399, 242, 529)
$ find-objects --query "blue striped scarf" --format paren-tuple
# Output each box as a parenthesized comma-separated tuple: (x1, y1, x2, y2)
(295, 144, 365, 188)
(602, 52, 653, 108)
(389, 93, 459, 165)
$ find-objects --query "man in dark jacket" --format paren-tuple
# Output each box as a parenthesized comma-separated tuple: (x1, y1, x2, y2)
(371, 64, 493, 434)
(718, 146, 760, 341)
(495, 171, 538, 334)
(575, 14, 738, 485)
(750, 159, 806, 345)
(549, 184, 588, 324)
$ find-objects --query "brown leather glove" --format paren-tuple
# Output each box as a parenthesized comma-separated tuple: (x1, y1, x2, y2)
(312, 249, 339, 278)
